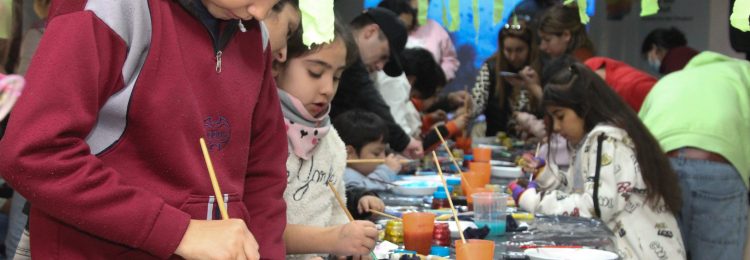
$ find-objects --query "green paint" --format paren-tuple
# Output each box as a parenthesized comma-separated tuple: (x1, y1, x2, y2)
(493, 0, 504, 25)
(418, 0, 429, 25)
(730, 0, 750, 31)
(300, 0, 335, 47)
(640, 0, 659, 16)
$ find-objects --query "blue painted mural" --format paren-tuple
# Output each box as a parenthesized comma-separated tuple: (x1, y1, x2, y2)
(364, 0, 595, 91)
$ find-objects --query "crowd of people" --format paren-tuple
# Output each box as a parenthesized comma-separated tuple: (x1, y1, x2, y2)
(0, 0, 747, 259)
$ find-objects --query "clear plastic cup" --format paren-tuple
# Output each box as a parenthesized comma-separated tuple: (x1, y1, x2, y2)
(472, 192, 508, 236)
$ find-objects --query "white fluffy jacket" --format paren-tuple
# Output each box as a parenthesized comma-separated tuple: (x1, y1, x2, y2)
(519, 125, 686, 260)
(284, 128, 348, 260)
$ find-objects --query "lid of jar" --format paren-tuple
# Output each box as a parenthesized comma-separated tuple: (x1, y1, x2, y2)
(433, 189, 448, 199)
(430, 246, 451, 257)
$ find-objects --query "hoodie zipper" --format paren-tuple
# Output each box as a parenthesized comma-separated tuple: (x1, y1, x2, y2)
(215, 51, 223, 73)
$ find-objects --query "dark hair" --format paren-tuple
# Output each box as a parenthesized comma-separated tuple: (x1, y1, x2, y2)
(333, 110, 390, 155)
(378, 0, 417, 30)
(640, 27, 688, 56)
(538, 4, 595, 55)
(272, 0, 299, 12)
(350, 12, 377, 31)
(283, 18, 359, 69)
(542, 63, 682, 215)
(400, 48, 445, 99)
(487, 15, 541, 110)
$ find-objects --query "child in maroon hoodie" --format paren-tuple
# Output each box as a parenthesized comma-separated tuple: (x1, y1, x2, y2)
(0, 0, 289, 259)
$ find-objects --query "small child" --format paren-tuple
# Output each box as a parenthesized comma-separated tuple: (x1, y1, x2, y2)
(334, 110, 403, 191)
(401, 48, 470, 152)
(273, 20, 380, 259)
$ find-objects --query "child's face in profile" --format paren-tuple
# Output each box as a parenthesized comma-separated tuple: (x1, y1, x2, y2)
(276, 39, 348, 117)
(546, 105, 585, 145)
(265, 3, 301, 62)
(347, 139, 387, 175)
(538, 30, 570, 59)
(203, 0, 279, 21)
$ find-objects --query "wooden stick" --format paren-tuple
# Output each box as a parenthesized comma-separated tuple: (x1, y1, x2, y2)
(367, 178, 400, 187)
(432, 151, 466, 244)
(327, 181, 378, 259)
(327, 181, 354, 221)
(200, 138, 229, 220)
(434, 127, 468, 184)
(346, 159, 413, 164)
(369, 209, 402, 221)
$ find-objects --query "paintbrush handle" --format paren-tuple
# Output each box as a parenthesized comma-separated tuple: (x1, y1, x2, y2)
(346, 159, 413, 164)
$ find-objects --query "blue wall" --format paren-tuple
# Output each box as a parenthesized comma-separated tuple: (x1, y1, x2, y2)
(364, 0, 595, 91)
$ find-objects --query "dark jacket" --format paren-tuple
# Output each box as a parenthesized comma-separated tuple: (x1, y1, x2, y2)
(332, 59, 411, 152)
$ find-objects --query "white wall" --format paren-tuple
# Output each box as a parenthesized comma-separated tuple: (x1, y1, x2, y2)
(588, 0, 744, 75)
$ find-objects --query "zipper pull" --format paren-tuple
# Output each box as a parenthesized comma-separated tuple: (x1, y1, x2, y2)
(215, 51, 222, 73)
(238, 20, 247, 32)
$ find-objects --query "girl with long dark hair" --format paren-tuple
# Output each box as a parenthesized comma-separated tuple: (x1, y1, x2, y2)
(515, 63, 686, 259)
(470, 16, 542, 137)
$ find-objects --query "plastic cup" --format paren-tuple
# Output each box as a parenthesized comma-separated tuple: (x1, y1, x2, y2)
(402, 212, 435, 255)
(455, 239, 495, 260)
(469, 162, 491, 186)
(472, 147, 492, 162)
(472, 192, 508, 236)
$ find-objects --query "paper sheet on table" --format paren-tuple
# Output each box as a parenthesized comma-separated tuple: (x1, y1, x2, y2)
(300, 0, 334, 47)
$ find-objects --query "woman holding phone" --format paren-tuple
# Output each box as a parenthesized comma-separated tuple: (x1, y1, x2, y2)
(470, 16, 542, 137)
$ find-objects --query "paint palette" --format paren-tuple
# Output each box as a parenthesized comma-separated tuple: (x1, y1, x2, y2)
(492, 165, 523, 178)
(391, 180, 442, 196)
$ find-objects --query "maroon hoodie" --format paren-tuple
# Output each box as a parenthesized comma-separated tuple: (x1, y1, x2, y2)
(0, 0, 287, 259)
(660, 46, 699, 74)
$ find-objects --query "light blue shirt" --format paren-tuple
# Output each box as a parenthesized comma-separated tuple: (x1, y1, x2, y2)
(344, 165, 399, 191)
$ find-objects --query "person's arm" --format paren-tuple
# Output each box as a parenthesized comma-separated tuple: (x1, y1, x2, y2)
(363, 86, 412, 153)
(283, 222, 377, 256)
(373, 73, 418, 137)
(438, 27, 460, 81)
(0, 12, 190, 258)
(368, 164, 400, 183)
(242, 44, 289, 259)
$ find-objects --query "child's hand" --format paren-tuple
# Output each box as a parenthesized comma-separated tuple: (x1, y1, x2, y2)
(453, 113, 469, 130)
(448, 90, 469, 107)
(384, 154, 403, 172)
(427, 110, 447, 122)
(333, 221, 378, 256)
(358, 195, 385, 214)
(519, 66, 541, 86)
(175, 219, 259, 260)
